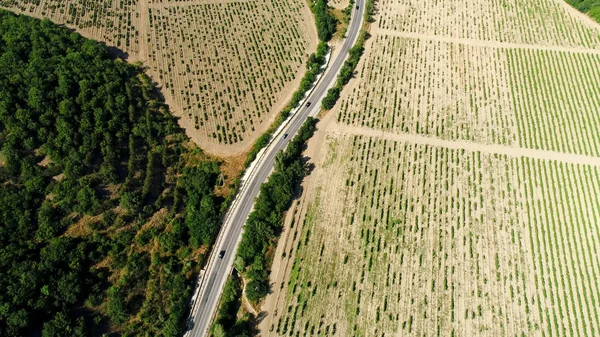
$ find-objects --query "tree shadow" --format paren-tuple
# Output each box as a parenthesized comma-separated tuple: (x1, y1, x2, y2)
(106, 45, 130, 60)
(255, 311, 268, 324)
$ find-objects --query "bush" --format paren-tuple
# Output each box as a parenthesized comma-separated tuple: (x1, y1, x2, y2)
(237, 118, 318, 303)
(322, 87, 341, 110)
(312, 0, 337, 42)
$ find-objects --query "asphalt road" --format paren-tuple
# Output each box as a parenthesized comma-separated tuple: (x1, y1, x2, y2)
(185, 3, 365, 336)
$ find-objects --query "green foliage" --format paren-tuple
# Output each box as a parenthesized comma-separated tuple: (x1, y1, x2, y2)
(183, 162, 221, 247)
(322, 87, 341, 110)
(320, 31, 367, 110)
(590, 6, 600, 21)
(42, 312, 86, 337)
(214, 277, 242, 330)
(567, 0, 600, 21)
(311, 0, 338, 42)
(76, 183, 101, 215)
(365, 0, 376, 22)
(107, 287, 128, 324)
(245, 256, 270, 303)
(338, 44, 364, 86)
(243, 42, 329, 168)
(0, 10, 222, 337)
(566, 0, 600, 15)
(237, 118, 318, 303)
(120, 191, 141, 213)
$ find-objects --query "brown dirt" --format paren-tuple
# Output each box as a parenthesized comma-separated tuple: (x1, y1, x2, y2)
(329, 0, 350, 10)
(139, 208, 168, 232)
(330, 8, 349, 39)
(215, 151, 247, 197)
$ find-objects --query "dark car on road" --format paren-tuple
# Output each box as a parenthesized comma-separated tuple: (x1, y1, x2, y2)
(356, 5, 359, 9)
(283, 133, 288, 139)
(306, 101, 311, 107)
(218, 250, 225, 259)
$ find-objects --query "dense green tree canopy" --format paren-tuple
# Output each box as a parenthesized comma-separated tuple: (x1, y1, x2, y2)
(566, 0, 600, 21)
(312, 0, 337, 42)
(0, 10, 223, 336)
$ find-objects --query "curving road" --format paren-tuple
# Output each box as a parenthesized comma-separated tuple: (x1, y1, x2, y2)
(185, 2, 365, 336)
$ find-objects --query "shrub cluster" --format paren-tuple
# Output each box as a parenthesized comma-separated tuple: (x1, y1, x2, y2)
(237, 118, 319, 303)
(312, 0, 338, 42)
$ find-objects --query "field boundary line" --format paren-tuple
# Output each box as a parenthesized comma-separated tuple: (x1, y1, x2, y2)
(329, 123, 600, 166)
(375, 28, 600, 55)
(148, 0, 250, 9)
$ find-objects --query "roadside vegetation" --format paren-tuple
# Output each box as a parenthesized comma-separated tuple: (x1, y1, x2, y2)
(209, 2, 339, 335)
(321, 0, 374, 110)
(333, 0, 356, 38)
(0, 10, 226, 337)
(212, 119, 318, 336)
(244, 42, 329, 168)
(237, 118, 318, 303)
(210, 276, 254, 337)
(312, 0, 338, 42)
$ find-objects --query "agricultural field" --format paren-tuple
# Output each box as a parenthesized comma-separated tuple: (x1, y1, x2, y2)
(507, 48, 600, 156)
(147, 0, 315, 149)
(0, 0, 141, 54)
(262, 0, 600, 336)
(336, 35, 518, 146)
(268, 131, 600, 337)
(337, 35, 600, 156)
(0, 0, 317, 154)
(377, 0, 600, 48)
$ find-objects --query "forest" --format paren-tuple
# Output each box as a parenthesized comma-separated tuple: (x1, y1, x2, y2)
(566, 0, 600, 21)
(0, 10, 224, 337)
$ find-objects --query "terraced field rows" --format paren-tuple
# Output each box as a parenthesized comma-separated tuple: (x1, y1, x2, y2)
(0, 0, 140, 54)
(336, 35, 517, 145)
(148, 0, 312, 145)
(274, 132, 600, 337)
(377, 0, 600, 48)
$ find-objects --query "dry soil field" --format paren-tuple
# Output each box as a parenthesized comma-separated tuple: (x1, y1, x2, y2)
(262, 0, 600, 336)
(0, 0, 317, 155)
